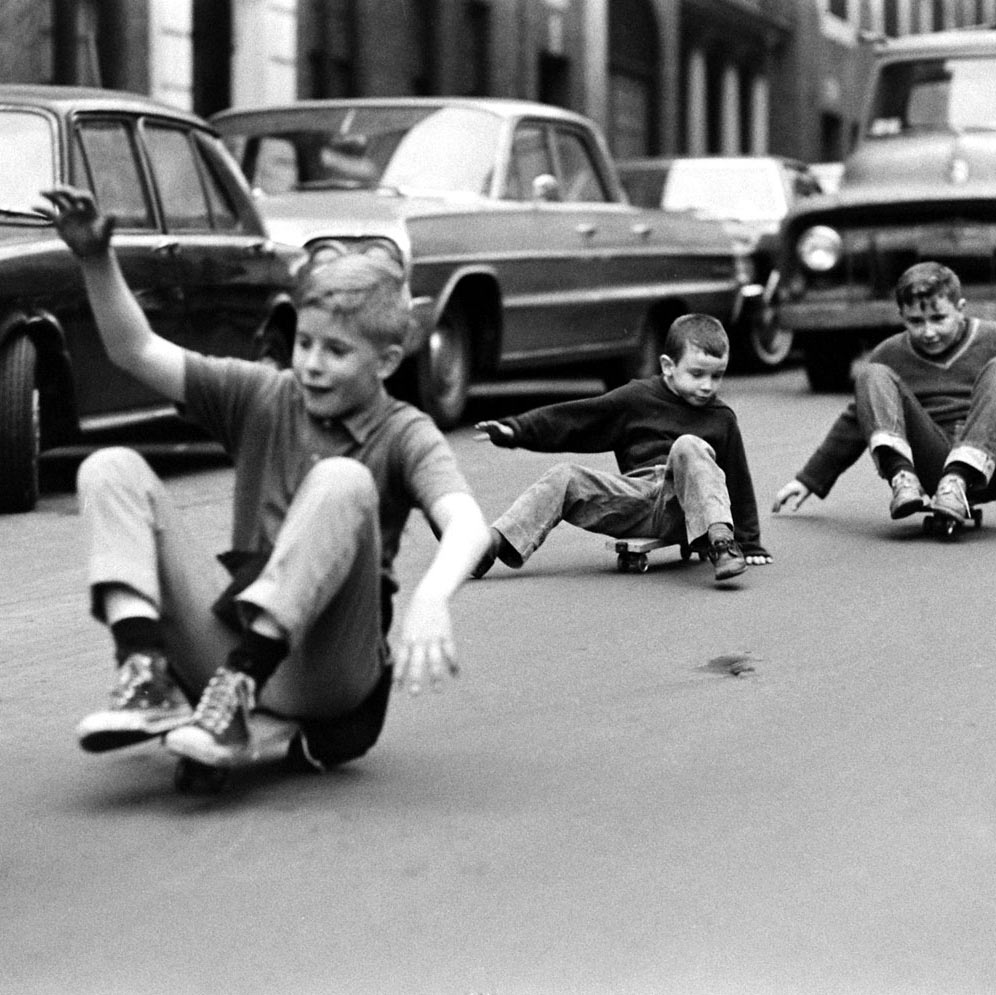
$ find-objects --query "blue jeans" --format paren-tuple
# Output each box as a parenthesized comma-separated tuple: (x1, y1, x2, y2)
(855, 361, 996, 495)
(493, 434, 732, 566)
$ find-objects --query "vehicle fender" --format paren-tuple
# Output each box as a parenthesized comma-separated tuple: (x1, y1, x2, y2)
(417, 265, 503, 374)
(252, 292, 297, 367)
(0, 308, 79, 446)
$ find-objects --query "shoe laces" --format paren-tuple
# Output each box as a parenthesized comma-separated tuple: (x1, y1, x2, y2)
(111, 652, 159, 707)
(935, 474, 969, 512)
(891, 469, 922, 493)
(191, 668, 255, 735)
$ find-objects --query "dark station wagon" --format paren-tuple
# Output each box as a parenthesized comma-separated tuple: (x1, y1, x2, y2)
(0, 85, 303, 512)
(213, 97, 752, 428)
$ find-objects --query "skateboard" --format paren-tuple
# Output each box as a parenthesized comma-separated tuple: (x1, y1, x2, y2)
(607, 536, 698, 573)
(171, 712, 297, 794)
(921, 505, 983, 539)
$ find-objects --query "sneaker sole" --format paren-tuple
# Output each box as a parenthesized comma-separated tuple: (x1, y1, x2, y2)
(77, 709, 192, 753)
(714, 561, 748, 582)
(890, 498, 928, 519)
(164, 726, 251, 768)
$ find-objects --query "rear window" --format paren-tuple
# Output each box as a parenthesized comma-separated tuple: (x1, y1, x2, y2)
(0, 110, 56, 213)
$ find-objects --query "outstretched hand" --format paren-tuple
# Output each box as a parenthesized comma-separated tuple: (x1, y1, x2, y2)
(37, 186, 115, 259)
(393, 587, 459, 696)
(771, 479, 812, 514)
(473, 420, 515, 446)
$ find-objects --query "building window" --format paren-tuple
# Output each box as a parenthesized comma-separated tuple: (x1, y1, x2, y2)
(828, 0, 848, 20)
(464, 0, 490, 97)
(884, 0, 900, 35)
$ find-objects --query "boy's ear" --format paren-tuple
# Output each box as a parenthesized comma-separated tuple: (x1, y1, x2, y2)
(659, 353, 674, 376)
(376, 344, 405, 380)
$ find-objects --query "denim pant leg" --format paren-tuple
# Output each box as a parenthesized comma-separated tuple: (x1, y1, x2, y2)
(493, 462, 668, 565)
(854, 362, 952, 489)
(947, 357, 996, 488)
(76, 447, 238, 702)
(238, 457, 384, 720)
(661, 434, 733, 542)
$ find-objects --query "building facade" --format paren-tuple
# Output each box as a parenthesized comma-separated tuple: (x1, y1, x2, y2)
(4, 0, 996, 164)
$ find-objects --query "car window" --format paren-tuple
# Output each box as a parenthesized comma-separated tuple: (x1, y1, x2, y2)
(193, 139, 242, 231)
(552, 128, 607, 203)
(252, 136, 299, 193)
(74, 120, 153, 229)
(504, 124, 553, 200)
(0, 111, 55, 213)
(142, 124, 211, 230)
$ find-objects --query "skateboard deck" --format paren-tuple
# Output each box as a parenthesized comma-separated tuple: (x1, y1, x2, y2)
(922, 505, 983, 538)
(171, 712, 297, 794)
(607, 536, 695, 573)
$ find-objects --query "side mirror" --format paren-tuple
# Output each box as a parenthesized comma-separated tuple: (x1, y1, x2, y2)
(532, 173, 561, 202)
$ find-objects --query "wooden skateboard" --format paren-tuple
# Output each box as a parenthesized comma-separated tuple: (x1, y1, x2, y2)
(171, 712, 297, 794)
(607, 536, 698, 573)
(922, 505, 983, 538)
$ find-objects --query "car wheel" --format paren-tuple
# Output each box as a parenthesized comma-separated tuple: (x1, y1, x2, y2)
(416, 301, 472, 430)
(603, 316, 665, 388)
(740, 304, 794, 370)
(0, 335, 40, 513)
(802, 338, 856, 392)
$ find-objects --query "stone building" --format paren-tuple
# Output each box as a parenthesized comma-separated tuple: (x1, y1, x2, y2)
(3, 0, 995, 165)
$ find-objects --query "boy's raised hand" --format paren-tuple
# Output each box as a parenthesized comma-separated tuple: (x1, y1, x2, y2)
(473, 420, 515, 446)
(771, 478, 812, 513)
(37, 186, 115, 259)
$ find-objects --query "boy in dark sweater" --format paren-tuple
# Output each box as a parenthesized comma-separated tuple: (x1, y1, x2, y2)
(773, 262, 996, 524)
(473, 314, 772, 585)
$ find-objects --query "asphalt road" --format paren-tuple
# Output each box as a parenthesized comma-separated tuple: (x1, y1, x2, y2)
(2, 367, 994, 995)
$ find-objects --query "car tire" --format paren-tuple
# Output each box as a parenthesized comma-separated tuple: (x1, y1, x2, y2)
(0, 335, 40, 513)
(603, 316, 666, 388)
(416, 300, 472, 430)
(737, 303, 794, 370)
(802, 338, 856, 392)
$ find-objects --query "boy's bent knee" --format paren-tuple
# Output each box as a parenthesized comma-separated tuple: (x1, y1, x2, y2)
(303, 457, 377, 506)
(670, 434, 716, 462)
(77, 447, 150, 493)
(854, 362, 898, 391)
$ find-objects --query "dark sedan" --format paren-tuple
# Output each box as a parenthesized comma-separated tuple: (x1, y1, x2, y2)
(0, 85, 303, 512)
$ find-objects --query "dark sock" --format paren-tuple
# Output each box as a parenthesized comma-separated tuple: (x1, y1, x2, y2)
(226, 629, 289, 689)
(110, 616, 165, 664)
(944, 461, 981, 490)
(876, 448, 914, 483)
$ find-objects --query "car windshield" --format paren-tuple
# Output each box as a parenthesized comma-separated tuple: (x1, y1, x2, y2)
(661, 161, 787, 222)
(0, 110, 55, 214)
(222, 105, 503, 197)
(867, 56, 996, 137)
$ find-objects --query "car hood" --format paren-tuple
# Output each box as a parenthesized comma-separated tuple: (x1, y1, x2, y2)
(841, 131, 996, 201)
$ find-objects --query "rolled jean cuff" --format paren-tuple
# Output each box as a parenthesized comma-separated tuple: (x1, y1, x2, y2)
(868, 431, 913, 467)
(945, 444, 995, 483)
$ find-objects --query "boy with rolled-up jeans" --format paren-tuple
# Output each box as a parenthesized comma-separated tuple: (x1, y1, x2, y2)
(473, 314, 772, 586)
(773, 262, 996, 524)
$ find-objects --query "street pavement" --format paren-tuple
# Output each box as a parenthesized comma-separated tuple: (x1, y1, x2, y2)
(2, 367, 995, 995)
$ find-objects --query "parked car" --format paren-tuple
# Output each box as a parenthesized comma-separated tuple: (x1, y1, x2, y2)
(0, 85, 303, 513)
(212, 97, 753, 428)
(779, 29, 996, 391)
(618, 155, 826, 370)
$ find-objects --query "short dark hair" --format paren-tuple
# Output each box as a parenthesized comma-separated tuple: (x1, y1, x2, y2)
(895, 262, 962, 309)
(295, 252, 414, 350)
(662, 313, 729, 363)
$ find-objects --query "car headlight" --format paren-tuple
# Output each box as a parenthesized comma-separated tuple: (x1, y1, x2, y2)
(796, 225, 842, 273)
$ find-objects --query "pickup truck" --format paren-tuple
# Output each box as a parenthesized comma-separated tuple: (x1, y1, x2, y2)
(779, 28, 996, 391)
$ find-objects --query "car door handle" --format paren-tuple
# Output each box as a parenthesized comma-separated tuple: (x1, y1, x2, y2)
(245, 239, 276, 258)
(576, 223, 597, 239)
(153, 240, 180, 256)
(631, 223, 652, 239)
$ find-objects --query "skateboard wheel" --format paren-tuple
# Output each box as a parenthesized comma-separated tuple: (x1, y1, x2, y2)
(973, 508, 983, 528)
(174, 757, 228, 794)
(635, 553, 649, 573)
(616, 553, 629, 573)
(679, 543, 692, 561)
